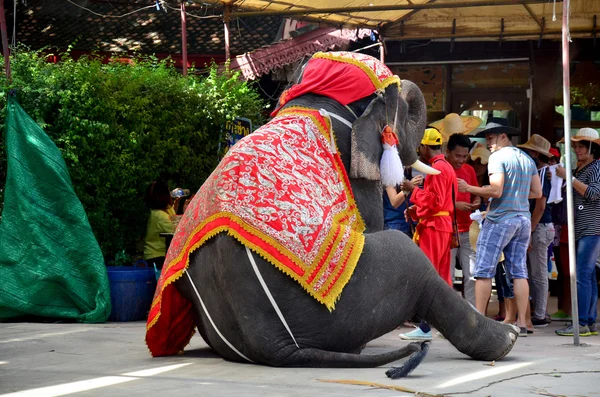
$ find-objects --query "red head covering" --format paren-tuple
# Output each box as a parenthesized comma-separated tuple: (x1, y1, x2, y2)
(549, 148, 560, 159)
(271, 51, 400, 117)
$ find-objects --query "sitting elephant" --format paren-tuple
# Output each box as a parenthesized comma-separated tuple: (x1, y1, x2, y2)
(146, 52, 518, 377)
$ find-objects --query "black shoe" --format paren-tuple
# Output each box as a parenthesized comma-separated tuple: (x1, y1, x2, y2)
(532, 317, 550, 328)
(518, 327, 528, 337)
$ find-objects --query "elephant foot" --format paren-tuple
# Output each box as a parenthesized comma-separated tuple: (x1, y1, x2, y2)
(385, 341, 429, 379)
(458, 317, 519, 361)
(423, 279, 519, 362)
(490, 323, 519, 360)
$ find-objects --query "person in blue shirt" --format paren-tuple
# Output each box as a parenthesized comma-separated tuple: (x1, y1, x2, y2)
(383, 169, 423, 236)
(458, 122, 542, 337)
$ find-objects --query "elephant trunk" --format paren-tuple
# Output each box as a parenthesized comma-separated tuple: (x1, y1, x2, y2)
(418, 275, 518, 361)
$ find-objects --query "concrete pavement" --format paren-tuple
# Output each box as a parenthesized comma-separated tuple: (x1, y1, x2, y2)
(1, 313, 599, 397)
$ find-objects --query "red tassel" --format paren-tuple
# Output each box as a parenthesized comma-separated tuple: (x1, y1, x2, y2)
(381, 125, 399, 146)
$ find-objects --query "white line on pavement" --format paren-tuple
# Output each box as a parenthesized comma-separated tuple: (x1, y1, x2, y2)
(436, 362, 533, 388)
(0, 329, 93, 344)
(0, 363, 192, 397)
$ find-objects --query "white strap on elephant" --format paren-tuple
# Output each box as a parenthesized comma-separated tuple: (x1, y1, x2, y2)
(318, 108, 354, 154)
(245, 246, 300, 349)
(185, 270, 255, 363)
(184, 247, 300, 363)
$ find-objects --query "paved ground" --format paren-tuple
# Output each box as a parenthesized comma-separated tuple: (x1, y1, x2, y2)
(1, 299, 599, 397)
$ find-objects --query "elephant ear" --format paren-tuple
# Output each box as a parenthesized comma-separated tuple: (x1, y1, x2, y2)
(397, 80, 427, 166)
(349, 95, 386, 181)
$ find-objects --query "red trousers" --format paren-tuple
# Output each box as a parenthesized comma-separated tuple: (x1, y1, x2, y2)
(416, 224, 453, 286)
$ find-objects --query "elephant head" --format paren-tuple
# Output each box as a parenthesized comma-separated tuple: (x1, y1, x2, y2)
(349, 80, 434, 181)
(275, 51, 437, 184)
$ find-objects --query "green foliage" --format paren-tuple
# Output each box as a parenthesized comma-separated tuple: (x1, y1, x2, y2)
(571, 83, 600, 109)
(0, 47, 268, 259)
(110, 250, 133, 267)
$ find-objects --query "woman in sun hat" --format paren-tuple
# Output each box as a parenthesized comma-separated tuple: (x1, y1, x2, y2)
(430, 113, 482, 142)
(517, 134, 555, 329)
(554, 128, 600, 337)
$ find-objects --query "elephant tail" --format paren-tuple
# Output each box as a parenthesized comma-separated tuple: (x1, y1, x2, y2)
(278, 342, 427, 369)
(386, 342, 429, 378)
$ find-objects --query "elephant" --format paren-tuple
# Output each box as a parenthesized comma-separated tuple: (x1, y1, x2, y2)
(145, 51, 518, 377)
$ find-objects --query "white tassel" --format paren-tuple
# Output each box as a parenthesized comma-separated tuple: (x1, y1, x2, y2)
(380, 142, 404, 187)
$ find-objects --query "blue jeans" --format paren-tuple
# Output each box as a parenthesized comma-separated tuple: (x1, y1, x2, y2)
(384, 220, 412, 237)
(576, 235, 600, 326)
(474, 215, 531, 280)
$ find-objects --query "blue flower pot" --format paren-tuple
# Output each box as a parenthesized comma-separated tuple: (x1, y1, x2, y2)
(106, 266, 156, 321)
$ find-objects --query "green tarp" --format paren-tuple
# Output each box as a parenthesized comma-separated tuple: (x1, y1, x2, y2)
(0, 96, 110, 322)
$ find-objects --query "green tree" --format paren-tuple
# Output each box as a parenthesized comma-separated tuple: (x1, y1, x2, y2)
(0, 47, 268, 260)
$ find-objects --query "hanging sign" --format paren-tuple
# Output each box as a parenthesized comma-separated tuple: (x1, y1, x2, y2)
(225, 117, 253, 150)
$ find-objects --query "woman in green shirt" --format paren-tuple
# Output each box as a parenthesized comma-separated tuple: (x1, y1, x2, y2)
(143, 181, 176, 269)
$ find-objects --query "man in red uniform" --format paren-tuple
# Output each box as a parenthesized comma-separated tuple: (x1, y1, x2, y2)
(399, 127, 458, 340)
(446, 134, 481, 306)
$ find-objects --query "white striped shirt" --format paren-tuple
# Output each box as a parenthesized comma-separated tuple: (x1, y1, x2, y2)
(574, 159, 600, 240)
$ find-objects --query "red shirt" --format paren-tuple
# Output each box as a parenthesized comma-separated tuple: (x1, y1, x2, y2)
(411, 154, 457, 233)
(454, 163, 479, 233)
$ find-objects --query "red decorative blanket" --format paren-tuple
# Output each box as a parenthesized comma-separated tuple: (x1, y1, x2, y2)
(146, 107, 365, 356)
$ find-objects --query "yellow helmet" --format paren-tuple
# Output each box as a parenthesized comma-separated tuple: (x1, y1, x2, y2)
(421, 128, 443, 146)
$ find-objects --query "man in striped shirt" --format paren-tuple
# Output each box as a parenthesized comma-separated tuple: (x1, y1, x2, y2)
(458, 122, 542, 336)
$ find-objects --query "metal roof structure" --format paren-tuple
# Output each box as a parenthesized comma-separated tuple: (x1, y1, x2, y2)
(194, 0, 599, 42)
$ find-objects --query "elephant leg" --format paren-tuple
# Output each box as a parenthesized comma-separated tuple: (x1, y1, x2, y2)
(419, 272, 519, 361)
(346, 230, 518, 362)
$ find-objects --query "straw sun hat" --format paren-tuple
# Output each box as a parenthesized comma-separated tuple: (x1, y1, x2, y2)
(470, 145, 491, 165)
(517, 134, 553, 158)
(558, 127, 600, 145)
(430, 113, 482, 142)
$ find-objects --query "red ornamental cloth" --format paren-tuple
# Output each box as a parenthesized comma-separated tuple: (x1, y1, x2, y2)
(272, 51, 400, 117)
(410, 154, 457, 233)
(146, 107, 366, 357)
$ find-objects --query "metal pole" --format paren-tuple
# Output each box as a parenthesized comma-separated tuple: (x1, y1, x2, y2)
(561, 0, 580, 346)
(181, 1, 188, 76)
(351, 42, 382, 53)
(224, 3, 231, 62)
(527, 77, 533, 139)
(386, 57, 529, 66)
(226, 0, 562, 17)
(385, 28, 592, 41)
(0, 0, 11, 82)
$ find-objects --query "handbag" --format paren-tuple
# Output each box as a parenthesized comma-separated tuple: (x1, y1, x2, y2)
(551, 183, 569, 225)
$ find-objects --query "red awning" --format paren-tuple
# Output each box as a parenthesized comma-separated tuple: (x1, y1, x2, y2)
(228, 27, 372, 80)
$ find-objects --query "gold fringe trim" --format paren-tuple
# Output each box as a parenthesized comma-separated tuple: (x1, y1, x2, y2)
(312, 52, 401, 92)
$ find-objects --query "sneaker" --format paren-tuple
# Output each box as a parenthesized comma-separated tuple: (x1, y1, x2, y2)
(550, 310, 572, 321)
(532, 317, 550, 328)
(399, 328, 433, 341)
(555, 323, 591, 336)
(589, 323, 598, 336)
(518, 327, 528, 337)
